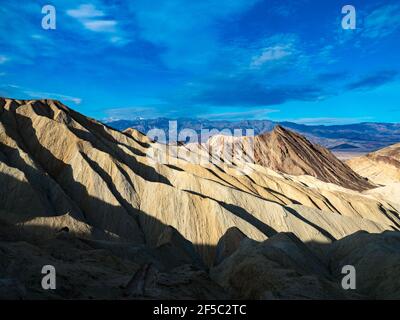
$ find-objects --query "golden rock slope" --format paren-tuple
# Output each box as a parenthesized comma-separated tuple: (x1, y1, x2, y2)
(347, 142, 400, 185)
(1, 98, 399, 265)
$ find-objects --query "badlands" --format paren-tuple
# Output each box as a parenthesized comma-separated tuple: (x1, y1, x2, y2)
(0, 98, 399, 299)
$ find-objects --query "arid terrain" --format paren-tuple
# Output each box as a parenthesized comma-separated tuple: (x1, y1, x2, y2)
(348, 143, 400, 185)
(1, 98, 400, 300)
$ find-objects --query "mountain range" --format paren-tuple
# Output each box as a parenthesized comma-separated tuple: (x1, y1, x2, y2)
(106, 118, 400, 153)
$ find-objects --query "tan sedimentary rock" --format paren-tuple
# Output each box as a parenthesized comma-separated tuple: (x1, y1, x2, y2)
(1, 97, 400, 299)
(1, 98, 399, 265)
(347, 143, 400, 185)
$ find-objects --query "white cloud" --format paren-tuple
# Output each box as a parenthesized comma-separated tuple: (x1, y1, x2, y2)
(66, 4, 125, 43)
(248, 35, 300, 70)
(66, 4, 114, 33)
(25, 90, 82, 105)
(251, 45, 292, 68)
(66, 4, 105, 19)
(83, 20, 117, 33)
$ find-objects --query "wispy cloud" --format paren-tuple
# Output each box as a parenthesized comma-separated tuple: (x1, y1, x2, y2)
(0, 84, 82, 105)
(250, 45, 293, 68)
(347, 70, 398, 91)
(0, 0, 399, 122)
(363, 4, 400, 39)
(128, 0, 261, 70)
(24, 90, 82, 105)
(66, 3, 126, 44)
(334, 3, 400, 48)
(198, 108, 279, 120)
(181, 76, 324, 107)
(83, 20, 117, 33)
(279, 117, 374, 125)
(248, 34, 301, 71)
(66, 4, 105, 19)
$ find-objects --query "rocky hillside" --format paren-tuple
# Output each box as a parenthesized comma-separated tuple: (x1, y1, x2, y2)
(205, 125, 373, 191)
(347, 143, 400, 185)
(1, 98, 400, 299)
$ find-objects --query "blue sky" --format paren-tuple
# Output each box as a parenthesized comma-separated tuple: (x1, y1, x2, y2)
(0, 0, 400, 124)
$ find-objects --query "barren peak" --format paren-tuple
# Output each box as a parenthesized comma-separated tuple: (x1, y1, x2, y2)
(270, 125, 303, 140)
(0, 97, 61, 104)
(272, 124, 286, 133)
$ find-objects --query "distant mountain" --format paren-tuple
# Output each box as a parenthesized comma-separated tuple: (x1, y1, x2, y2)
(105, 118, 400, 152)
(329, 143, 360, 150)
(106, 118, 276, 140)
(281, 122, 400, 152)
(205, 125, 373, 191)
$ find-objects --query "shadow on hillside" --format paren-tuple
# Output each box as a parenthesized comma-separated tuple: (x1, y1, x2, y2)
(0, 216, 228, 299)
(0, 107, 263, 266)
(0, 108, 175, 232)
(1, 106, 171, 185)
(0, 167, 223, 269)
(182, 189, 278, 237)
(284, 206, 336, 241)
(0, 166, 399, 299)
(2, 213, 399, 299)
(0, 162, 221, 267)
(62, 104, 151, 149)
(0, 106, 283, 257)
(2, 106, 400, 299)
